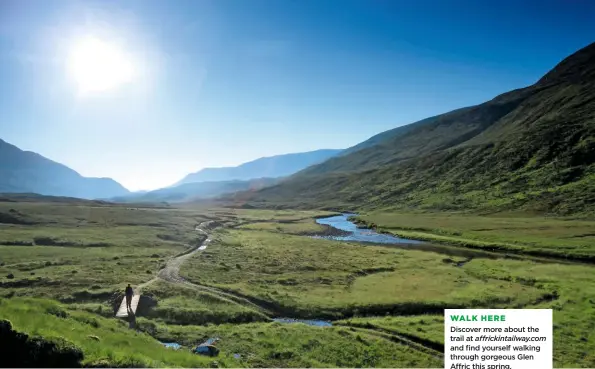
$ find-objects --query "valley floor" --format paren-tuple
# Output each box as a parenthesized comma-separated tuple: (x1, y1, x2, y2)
(0, 200, 594, 367)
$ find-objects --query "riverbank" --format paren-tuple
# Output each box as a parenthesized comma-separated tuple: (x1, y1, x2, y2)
(350, 212, 595, 263)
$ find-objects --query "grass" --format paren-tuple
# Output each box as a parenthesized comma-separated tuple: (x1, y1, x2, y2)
(338, 256, 595, 367)
(353, 211, 595, 260)
(237, 217, 333, 234)
(337, 315, 444, 347)
(180, 228, 550, 319)
(137, 319, 442, 368)
(0, 202, 212, 300)
(220, 208, 336, 222)
(179, 210, 595, 367)
(140, 281, 269, 325)
(0, 297, 237, 367)
(2, 200, 595, 367)
(461, 258, 595, 367)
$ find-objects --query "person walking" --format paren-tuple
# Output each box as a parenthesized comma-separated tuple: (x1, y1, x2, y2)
(125, 284, 134, 311)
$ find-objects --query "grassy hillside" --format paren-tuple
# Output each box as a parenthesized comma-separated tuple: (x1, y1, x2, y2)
(0, 298, 235, 367)
(240, 42, 595, 215)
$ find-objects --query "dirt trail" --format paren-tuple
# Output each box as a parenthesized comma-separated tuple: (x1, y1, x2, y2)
(136, 221, 273, 316)
(136, 222, 211, 290)
(156, 223, 211, 284)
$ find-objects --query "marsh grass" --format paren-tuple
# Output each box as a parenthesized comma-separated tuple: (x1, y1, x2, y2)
(181, 229, 549, 319)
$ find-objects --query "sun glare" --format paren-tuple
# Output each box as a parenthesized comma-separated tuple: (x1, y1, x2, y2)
(68, 37, 135, 93)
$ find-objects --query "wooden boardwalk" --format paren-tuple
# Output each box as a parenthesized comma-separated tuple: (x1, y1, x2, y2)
(115, 294, 140, 318)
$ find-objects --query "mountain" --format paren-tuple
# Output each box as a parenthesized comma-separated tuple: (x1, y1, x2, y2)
(0, 139, 129, 199)
(111, 177, 278, 203)
(237, 42, 595, 215)
(174, 149, 343, 186)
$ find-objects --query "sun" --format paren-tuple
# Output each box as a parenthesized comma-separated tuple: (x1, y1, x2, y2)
(68, 36, 135, 93)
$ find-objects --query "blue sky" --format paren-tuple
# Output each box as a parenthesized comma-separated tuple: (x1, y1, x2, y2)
(1, 0, 594, 190)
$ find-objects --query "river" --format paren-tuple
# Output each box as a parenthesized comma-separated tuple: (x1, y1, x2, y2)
(313, 213, 534, 261)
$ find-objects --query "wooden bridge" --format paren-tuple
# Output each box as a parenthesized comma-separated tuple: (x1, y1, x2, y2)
(115, 293, 140, 318)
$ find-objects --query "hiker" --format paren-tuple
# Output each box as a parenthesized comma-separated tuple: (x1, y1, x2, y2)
(125, 284, 134, 311)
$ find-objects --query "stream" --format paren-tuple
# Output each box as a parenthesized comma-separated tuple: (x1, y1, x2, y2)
(273, 318, 332, 327)
(315, 213, 422, 244)
(313, 213, 539, 261)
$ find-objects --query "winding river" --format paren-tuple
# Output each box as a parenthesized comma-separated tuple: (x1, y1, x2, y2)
(313, 213, 530, 261)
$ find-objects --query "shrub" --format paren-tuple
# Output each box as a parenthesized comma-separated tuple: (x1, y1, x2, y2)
(46, 305, 69, 319)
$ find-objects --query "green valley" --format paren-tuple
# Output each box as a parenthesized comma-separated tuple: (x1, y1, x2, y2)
(1, 13, 594, 369)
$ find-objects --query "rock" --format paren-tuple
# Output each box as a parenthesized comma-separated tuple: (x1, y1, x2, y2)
(87, 335, 100, 341)
(6, 273, 14, 279)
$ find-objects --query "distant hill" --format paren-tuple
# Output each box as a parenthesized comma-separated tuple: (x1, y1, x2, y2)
(0, 139, 129, 199)
(238, 42, 595, 215)
(174, 149, 342, 186)
(111, 177, 278, 203)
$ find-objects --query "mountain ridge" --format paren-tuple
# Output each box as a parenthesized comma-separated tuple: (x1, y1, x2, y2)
(235, 41, 595, 215)
(174, 149, 342, 186)
(112, 177, 279, 203)
(0, 138, 129, 199)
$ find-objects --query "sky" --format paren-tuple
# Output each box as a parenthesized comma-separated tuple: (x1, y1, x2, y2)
(0, 0, 594, 191)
